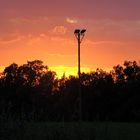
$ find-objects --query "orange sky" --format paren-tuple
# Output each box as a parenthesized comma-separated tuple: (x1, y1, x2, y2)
(0, 0, 140, 77)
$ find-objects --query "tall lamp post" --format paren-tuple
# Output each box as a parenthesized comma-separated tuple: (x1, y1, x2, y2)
(74, 29, 86, 121)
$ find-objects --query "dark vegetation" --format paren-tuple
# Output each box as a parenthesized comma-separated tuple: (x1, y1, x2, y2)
(1, 122, 140, 140)
(0, 60, 140, 122)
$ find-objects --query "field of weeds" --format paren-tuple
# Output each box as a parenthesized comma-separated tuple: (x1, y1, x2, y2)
(1, 121, 140, 140)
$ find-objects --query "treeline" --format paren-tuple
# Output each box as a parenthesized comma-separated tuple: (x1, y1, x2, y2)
(0, 60, 140, 122)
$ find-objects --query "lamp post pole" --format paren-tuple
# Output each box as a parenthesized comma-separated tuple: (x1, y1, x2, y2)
(74, 29, 86, 122)
(78, 32, 81, 80)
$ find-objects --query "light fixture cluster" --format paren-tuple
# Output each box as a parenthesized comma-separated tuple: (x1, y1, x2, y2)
(74, 29, 86, 43)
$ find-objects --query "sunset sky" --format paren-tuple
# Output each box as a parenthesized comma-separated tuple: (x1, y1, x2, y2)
(0, 0, 140, 77)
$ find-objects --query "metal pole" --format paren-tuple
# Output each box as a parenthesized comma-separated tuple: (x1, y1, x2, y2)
(78, 33, 82, 122)
(74, 29, 86, 122)
(78, 33, 81, 79)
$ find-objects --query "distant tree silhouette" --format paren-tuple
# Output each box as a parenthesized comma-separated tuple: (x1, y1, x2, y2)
(1, 60, 140, 122)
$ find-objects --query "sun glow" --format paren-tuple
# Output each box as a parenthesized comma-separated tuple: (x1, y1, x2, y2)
(0, 65, 91, 78)
(50, 65, 91, 78)
(0, 66, 5, 72)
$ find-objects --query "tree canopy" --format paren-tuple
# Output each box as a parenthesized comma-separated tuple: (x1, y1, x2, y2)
(1, 60, 140, 122)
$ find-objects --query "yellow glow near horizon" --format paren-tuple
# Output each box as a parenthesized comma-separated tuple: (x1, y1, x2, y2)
(50, 65, 91, 78)
(0, 66, 5, 72)
(0, 65, 91, 78)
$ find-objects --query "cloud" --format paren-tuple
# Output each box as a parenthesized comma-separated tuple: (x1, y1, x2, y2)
(66, 18, 78, 24)
(52, 26, 67, 34)
(48, 53, 76, 57)
(0, 33, 23, 44)
(10, 16, 48, 24)
(85, 19, 140, 42)
(84, 39, 124, 46)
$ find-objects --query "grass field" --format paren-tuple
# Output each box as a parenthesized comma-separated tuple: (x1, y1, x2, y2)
(1, 121, 140, 140)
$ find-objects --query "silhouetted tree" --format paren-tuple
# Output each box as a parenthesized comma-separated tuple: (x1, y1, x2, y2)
(1, 60, 140, 122)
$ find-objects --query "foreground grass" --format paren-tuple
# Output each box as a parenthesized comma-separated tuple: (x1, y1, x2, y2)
(1, 121, 140, 140)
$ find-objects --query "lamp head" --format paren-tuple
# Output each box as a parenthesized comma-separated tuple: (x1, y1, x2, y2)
(81, 29, 86, 34)
(74, 29, 80, 34)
